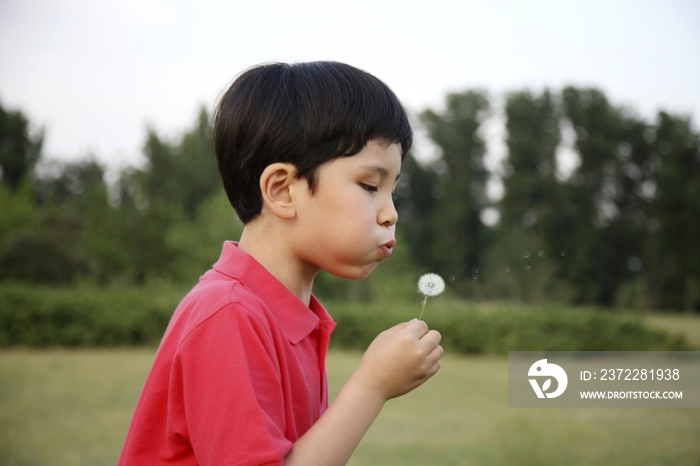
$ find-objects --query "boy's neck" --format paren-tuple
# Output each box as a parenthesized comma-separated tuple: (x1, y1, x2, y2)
(237, 222, 318, 307)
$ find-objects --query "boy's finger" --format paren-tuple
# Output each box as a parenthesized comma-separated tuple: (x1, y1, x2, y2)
(419, 329, 441, 347)
(391, 322, 411, 332)
(404, 319, 429, 337)
(427, 344, 444, 363)
(422, 345, 443, 377)
(425, 358, 442, 379)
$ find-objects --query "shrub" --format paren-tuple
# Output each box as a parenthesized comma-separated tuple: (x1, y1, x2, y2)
(0, 282, 181, 347)
(0, 284, 690, 352)
(327, 301, 690, 354)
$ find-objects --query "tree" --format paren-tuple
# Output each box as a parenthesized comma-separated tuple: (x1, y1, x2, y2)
(104, 107, 223, 284)
(0, 101, 43, 191)
(560, 88, 631, 305)
(501, 89, 561, 231)
(418, 91, 493, 293)
(491, 89, 567, 301)
(0, 158, 112, 284)
(559, 87, 675, 307)
(646, 112, 700, 310)
(393, 151, 438, 271)
(140, 107, 220, 219)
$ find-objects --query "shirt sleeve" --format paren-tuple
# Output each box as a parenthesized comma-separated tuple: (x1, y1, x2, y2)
(168, 302, 291, 466)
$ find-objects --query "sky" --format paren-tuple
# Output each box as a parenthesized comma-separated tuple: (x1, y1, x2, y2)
(1, 0, 699, 172)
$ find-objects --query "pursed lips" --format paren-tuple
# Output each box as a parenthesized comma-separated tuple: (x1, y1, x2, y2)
(379, 238, 396, 258)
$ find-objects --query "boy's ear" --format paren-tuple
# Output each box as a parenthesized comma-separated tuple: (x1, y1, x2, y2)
(259, 163, 300, 220)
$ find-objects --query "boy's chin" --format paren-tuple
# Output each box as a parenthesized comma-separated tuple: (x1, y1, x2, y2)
(327, 263, 379, 281)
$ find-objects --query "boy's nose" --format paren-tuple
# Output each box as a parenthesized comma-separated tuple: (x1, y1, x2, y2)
(379, 197, 398, 227)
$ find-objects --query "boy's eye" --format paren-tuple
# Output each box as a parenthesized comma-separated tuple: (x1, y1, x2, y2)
(361, 183, 378, 193)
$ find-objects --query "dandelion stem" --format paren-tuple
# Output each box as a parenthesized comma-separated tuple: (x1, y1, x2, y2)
(418, 295, 428, 320)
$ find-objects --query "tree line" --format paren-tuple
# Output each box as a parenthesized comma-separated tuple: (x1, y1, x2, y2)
(399, 88, 700, 310)
(0, 106, 242, 288)
(1, 87, 698, 311)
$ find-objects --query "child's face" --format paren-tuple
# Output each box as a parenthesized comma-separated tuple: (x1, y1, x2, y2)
(294, 140, 402, 280)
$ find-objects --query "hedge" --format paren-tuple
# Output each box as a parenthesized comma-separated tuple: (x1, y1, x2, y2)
(0, 283, 690, 352)
(0, 283, 179, 347)
(328, 301, 690, 353)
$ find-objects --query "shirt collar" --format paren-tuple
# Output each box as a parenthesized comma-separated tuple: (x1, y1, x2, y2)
(212, 241, 335, 344)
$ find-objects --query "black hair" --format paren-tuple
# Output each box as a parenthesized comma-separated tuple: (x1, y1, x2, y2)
(213, 61, 413, 224)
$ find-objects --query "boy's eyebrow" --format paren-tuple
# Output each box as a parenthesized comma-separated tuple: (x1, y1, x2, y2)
(358, 164, 401, 181)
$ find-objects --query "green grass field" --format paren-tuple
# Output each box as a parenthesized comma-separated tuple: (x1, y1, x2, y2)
(642, 312, 700, 349)
(1, 313, 699, 465)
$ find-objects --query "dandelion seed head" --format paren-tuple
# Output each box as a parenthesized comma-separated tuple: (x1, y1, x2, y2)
(418, 273, 446, 297)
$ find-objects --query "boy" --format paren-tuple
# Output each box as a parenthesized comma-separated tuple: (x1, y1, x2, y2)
(118, 61, 442, 465)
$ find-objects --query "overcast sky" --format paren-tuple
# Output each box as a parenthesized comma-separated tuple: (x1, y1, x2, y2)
(1, 0, 699, 170)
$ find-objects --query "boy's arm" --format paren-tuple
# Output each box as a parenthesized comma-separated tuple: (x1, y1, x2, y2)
(284, 319, 442, 466)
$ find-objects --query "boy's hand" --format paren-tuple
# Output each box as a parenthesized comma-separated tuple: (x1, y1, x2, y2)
(285, 320, 441, 465)
(285, 320, 442, 466)
(354, 320, 442, 401)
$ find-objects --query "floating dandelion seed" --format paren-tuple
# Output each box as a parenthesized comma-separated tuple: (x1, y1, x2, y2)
(524, 263, 531, 273)
(561, 250, 567, 258)
(471, 266, 481, 281)
(521, 250, 531, 260)
(418, 273, 445, 320)
(538, 250, 546, 259)
(449, 275, 457, 283)
(504, 265, 513, 273)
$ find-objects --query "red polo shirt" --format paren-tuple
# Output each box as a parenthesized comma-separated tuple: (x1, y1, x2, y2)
(118, 241, 336, 466)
